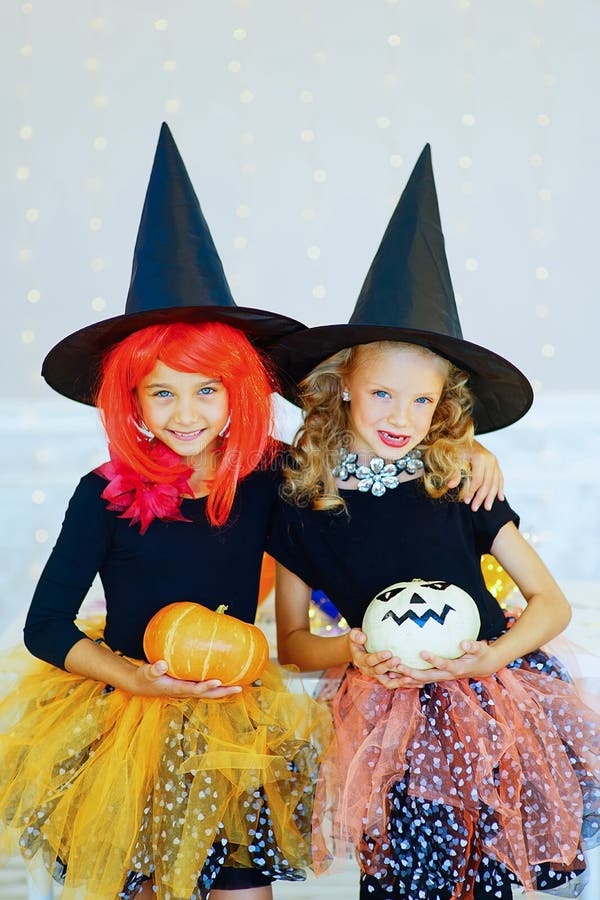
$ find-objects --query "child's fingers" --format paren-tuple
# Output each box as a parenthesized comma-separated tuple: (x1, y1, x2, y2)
(467, 466, 492, 510)
(360, 650, 399, 672)
(389, 656, 455, 682)
(460, 639, 485, 654)
(468, 458, 504, 511)
(471, 471, 498, 511)
(350, 639, 393, 666)
(348, 627, 367, 646)
(148, 659, 169, 678)
(198, 684, 243, 699)
(371, 658, 401, 676)
(418, 651, 461, 673)
(485, 468, 505, 506)
(380, 671, 422, 689)
(143, 662, 239, 697)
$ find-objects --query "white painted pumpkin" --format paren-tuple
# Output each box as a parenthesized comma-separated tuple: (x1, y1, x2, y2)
(362, 578, 481, 670)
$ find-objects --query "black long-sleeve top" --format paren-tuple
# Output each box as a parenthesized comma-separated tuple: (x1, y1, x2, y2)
(24, 468, 280, 669)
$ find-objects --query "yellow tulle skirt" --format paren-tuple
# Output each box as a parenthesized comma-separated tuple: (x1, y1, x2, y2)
(0, 641, 333, 899)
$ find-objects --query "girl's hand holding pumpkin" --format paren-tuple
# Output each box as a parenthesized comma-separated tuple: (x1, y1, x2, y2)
(143, 602, 269, 687)
(348, 628, 422, 689)
(390, 638, 502, 684)
(128, 659, 243, 699)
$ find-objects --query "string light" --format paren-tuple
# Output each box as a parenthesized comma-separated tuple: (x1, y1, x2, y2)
(529, 0, 557, 390)
(226, 15, 255, 292)
(455, 1, 478, 304)
(16, 1, 39, 397)
(296, 44, 327, 310)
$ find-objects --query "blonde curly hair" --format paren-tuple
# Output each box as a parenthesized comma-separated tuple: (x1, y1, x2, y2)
(282, 341, 475, 511)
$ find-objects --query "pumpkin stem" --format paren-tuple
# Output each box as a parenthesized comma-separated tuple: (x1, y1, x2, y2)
(215, 604, 229, 615)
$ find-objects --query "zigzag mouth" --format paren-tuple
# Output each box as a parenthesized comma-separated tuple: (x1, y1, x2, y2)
(382, 604, 455, 629)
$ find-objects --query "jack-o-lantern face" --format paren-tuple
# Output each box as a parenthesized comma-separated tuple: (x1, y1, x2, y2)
(362, 578, 480, 670)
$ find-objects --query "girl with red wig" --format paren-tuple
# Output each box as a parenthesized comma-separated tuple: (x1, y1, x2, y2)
(0, 317, 336, 900)
(0, 124, 337, 900)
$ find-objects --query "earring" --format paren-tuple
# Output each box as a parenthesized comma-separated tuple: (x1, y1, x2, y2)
(218, 415, 231, 438)
(136, 420, 155, 440)
(342, 390, 350, 402)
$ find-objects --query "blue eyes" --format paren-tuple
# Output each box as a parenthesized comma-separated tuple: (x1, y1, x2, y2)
(153, 386, 216, 398)
(372, 391, 431, 404)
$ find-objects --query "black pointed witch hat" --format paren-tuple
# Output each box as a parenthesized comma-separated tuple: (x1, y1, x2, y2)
(270, 144, 532, 433)
(42, 122, 306, 405)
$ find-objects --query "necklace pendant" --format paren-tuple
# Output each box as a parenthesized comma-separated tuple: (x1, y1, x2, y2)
(357, 478, 374, 493)
(395, 448, 424, 476)
(333, 447, 424, 497)
(333, 451, 358, 481)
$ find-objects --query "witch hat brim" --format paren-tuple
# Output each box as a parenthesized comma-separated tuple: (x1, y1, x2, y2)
(268, 145, 533, 434)
(270, 324, 533, 434)
(42, 123, 306, 405)
(43, 305, 306, 406)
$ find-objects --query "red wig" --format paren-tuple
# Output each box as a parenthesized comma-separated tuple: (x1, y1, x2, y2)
(96, 321, 279, 527)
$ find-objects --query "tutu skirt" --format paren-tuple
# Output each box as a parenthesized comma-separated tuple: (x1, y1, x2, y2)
(313, 650, 600, 899)
(0, 643, 333, 899)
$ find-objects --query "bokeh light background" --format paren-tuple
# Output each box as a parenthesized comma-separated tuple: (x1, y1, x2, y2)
(2, 0, 599, 646)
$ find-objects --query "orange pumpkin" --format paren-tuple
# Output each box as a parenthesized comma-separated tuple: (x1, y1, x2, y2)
(143, 601, 269, 686)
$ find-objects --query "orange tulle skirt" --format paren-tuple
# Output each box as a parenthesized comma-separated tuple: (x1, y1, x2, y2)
(0, 642, 333, 900)
(313, 649, 600, 899)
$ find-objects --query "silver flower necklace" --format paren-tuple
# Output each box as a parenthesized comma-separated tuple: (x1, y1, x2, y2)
(332, 447, 424, 497)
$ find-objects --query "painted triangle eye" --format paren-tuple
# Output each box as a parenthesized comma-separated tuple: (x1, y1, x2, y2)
(423, 581, 451, 591)
(375, 586, 404, 603)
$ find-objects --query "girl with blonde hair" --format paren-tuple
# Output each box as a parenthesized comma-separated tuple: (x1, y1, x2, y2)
(269, 146, 600, 899)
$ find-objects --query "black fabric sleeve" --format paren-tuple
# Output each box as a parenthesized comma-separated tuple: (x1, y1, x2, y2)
(23, 473, 112, 669)
(265, 498, 319, 588)
(471, 496, 520, 556)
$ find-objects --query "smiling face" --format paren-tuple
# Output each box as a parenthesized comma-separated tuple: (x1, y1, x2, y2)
(342, 343, 449, 460)
(136, 360, 230, 464)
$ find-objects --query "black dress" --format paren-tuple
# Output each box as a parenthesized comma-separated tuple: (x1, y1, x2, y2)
(0, 466, 333, 900)
(268, 478, 600, 899)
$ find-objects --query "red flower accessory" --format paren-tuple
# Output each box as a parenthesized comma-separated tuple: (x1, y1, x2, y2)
(95, 443, 193, 533)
